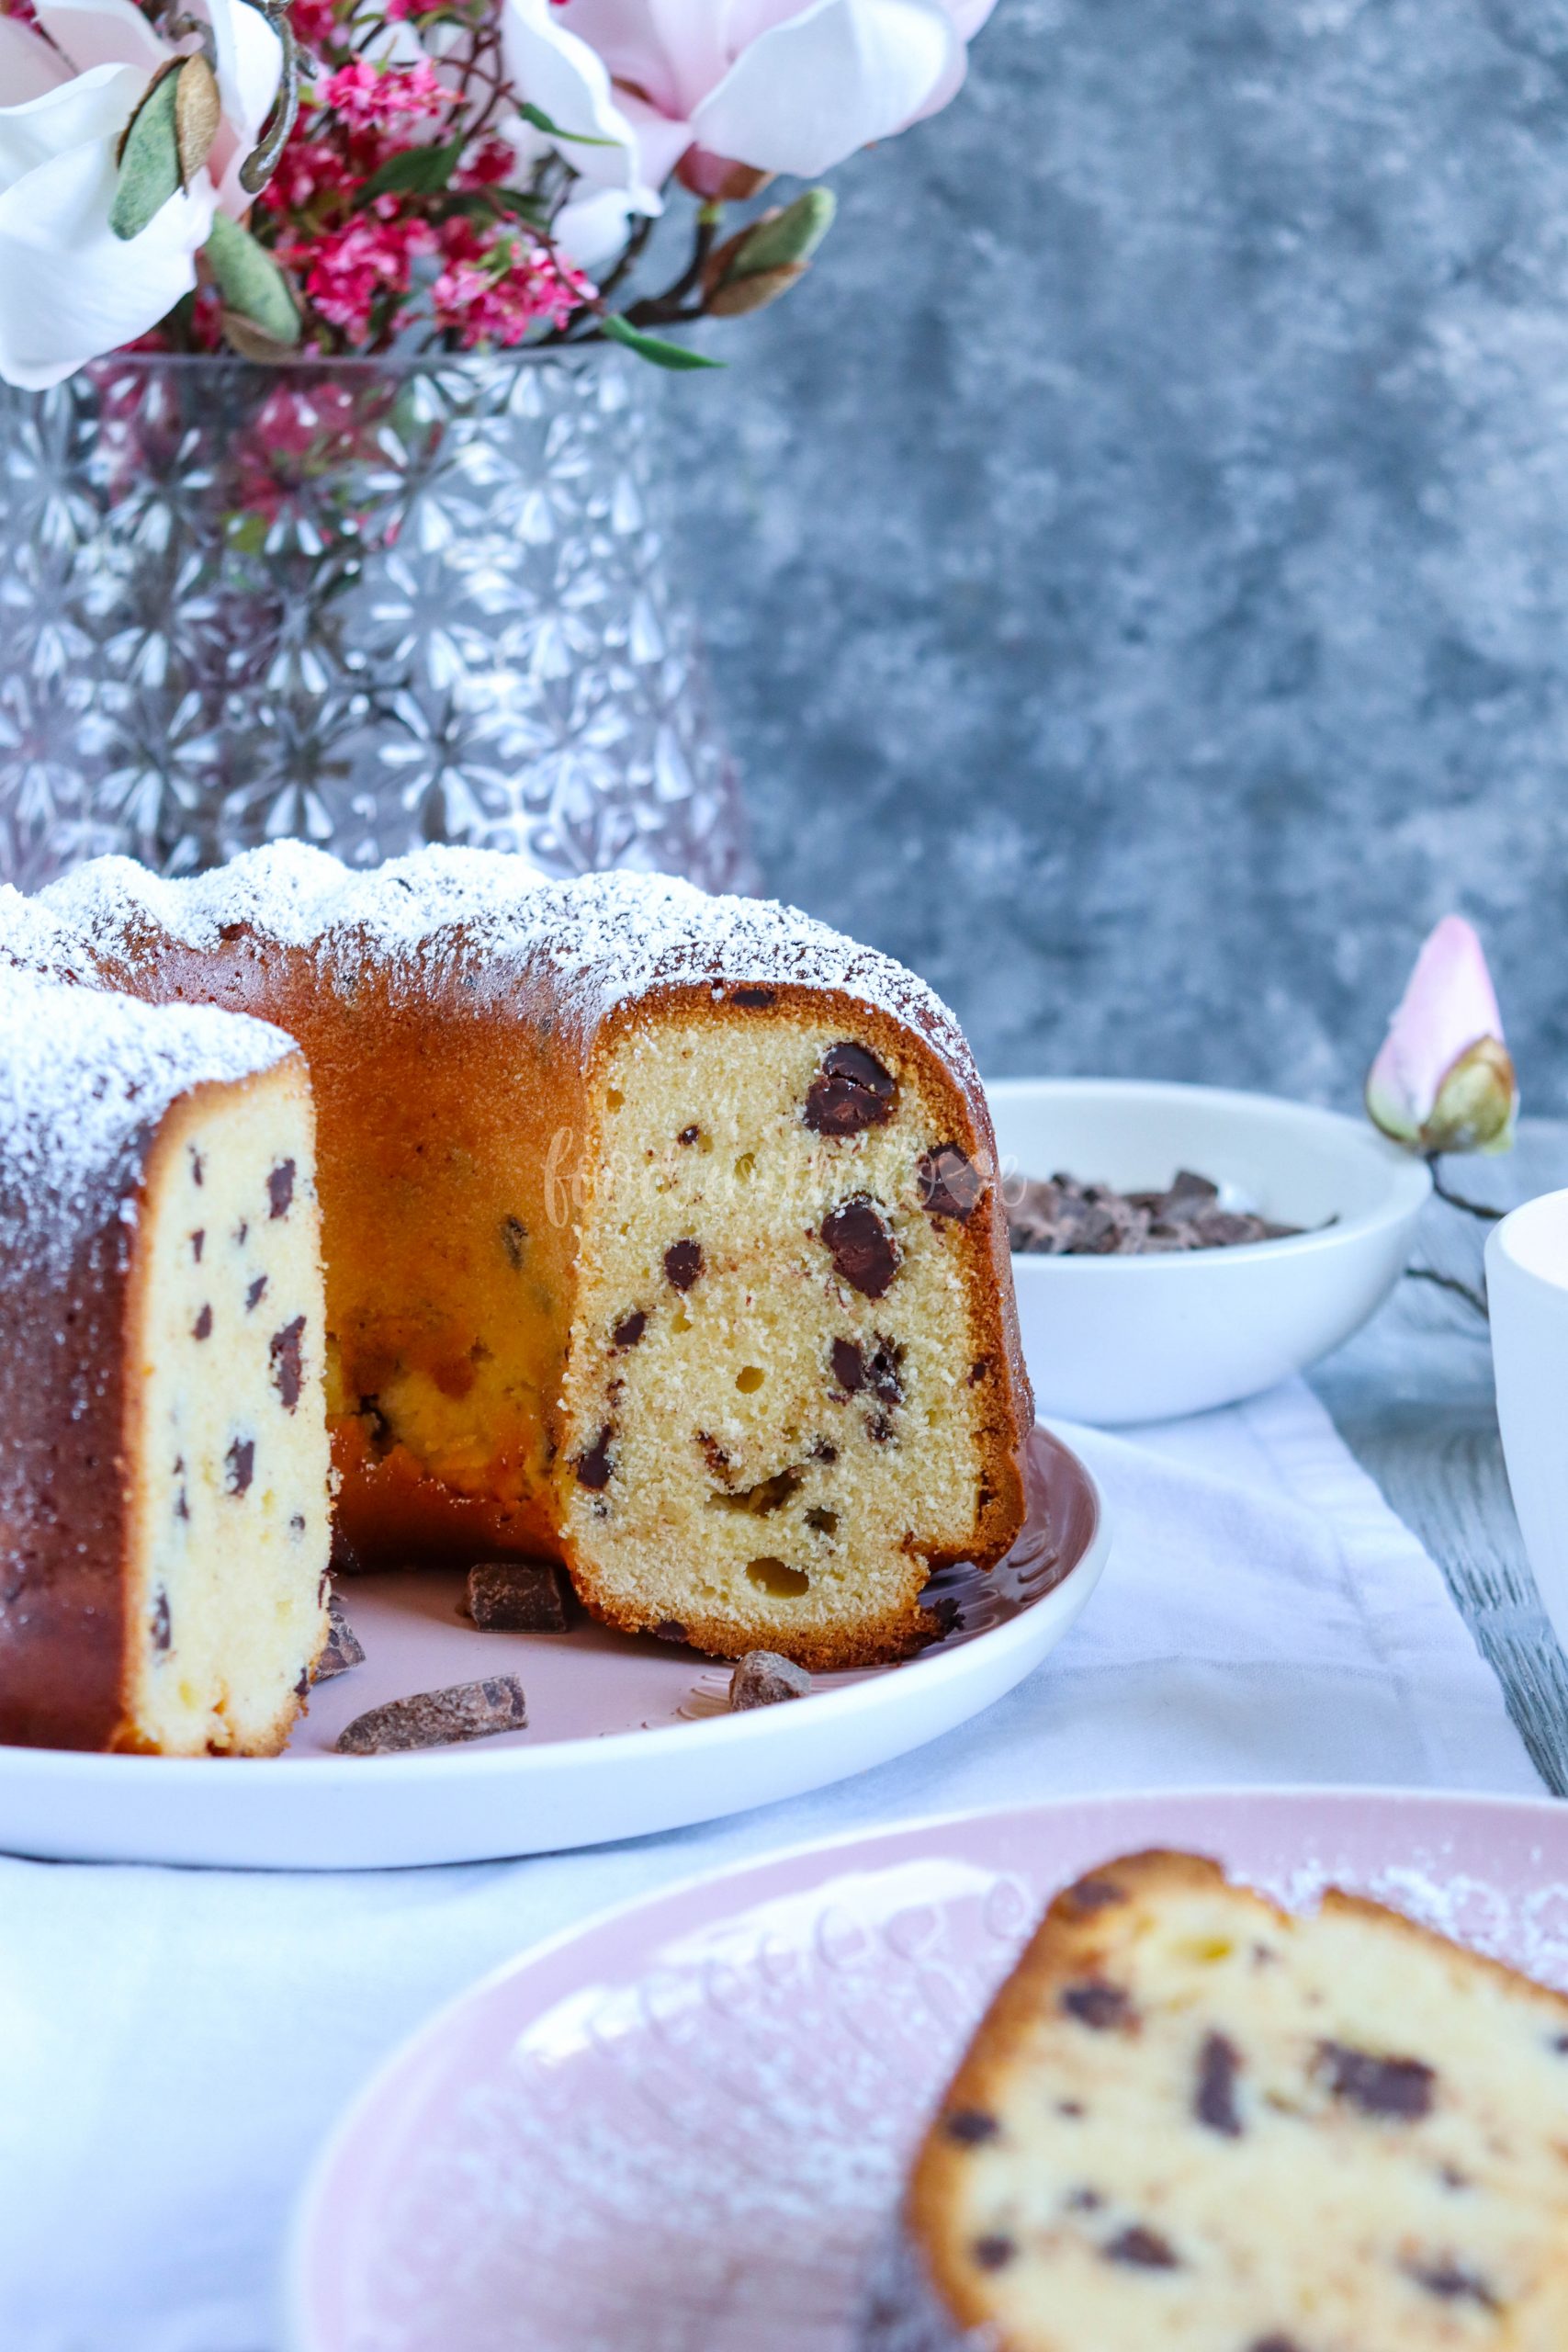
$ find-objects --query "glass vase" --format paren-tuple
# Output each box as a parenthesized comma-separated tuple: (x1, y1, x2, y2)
(0, 350, 750, 892)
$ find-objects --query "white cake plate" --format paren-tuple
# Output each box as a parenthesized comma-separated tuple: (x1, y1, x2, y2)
(0, 1426, 1107, 1870)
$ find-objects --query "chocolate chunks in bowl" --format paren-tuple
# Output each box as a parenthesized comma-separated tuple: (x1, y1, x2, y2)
(1008, 1169, 1304, 1258)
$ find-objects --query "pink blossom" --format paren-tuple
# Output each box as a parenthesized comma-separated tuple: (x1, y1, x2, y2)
(288, 0, 339, 51)
(432, 230, 593, 346)
(1366, 916, 1517, 1156)
(319, 57, 449, 130)
(288, 217, 423, 340)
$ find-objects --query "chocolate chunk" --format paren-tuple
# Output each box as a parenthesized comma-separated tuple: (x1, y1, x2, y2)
(677, 1125, 701, 1145)
(294, 1668, 310, 1700)
(1062, 1874, 1130, 1915)
(730, 986, 776, 1008)
(192, 1304, 212, 1340)
(729, 1650, 812, 1709)
(1105, 2226, 1179, 2270)
(330, 1524, 364, 1576)
(696, 1432, 730, 1476)
(821, 1196, 900, 1298)
(1166, 1168, 1220, 1215)
(467, 1560, 570, 1633)
(664, 1238, 704, 1291)
(501, 1216, 528, 1269)
(809, 1438, 839, 1464)
(1060, 1981, 1133, 2031)
(334, 1675, 528, 1755)
(312, 1598, 365, 1679)
(1318, 2041, 1435, 2120)
(804, 1041, 897, 1136)
(575, 1427, 615, 1489)
(191, 1229, 204, 1262)
(712, 1466, 804, 1516)
(1009, 1167, 1304, 1257)
(1195, 2031, 1244, 2137)
(967, 1357, 990, 1385)
(866, 1411, 895, 1443)
(943, 2109, 1000, 2146)
(1056, 2100, 1085, 2118)
(1408, 2261, 1497, 2309)
(613, 1309, 648, 1351)
(654, 1620, 687, 1643)
(1066, 2187, 1104, 2211)
(1249, 2338, 1305, 2351)
(267, 1159, 296, 1219)
(831, 1337, 865, 1393)
(971, 2236, 1016, 2272)
(190, 1148, 205, 1187)
(175, 1488, 189, 1522)
(226, 1437, 254, 1497)
(917, 1144, 984, 1224)
(270, 1315, 306, 1411)
(245, 1274, 267, 1312)
(151, 1588, 171, 1652)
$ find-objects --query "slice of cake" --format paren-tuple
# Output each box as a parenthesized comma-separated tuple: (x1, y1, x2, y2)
(16, 846, 1034, 1670)
(876, 1849, 1568, 2350)
(0, 966, 332, 1753)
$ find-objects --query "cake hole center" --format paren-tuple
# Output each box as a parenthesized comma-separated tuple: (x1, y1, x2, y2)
(736, 1365, 765, 1393)
(746, 1557, 810, 1599)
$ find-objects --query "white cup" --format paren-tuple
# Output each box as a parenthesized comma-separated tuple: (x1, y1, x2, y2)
(1487, 1188, 1568, 1660)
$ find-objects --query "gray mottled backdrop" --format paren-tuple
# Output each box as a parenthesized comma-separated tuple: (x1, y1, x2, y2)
(662, 0, 1568, 1112)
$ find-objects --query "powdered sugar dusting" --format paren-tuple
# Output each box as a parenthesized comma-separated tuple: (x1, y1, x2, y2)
(0, 964, 296, 1281)
(29, 844, 976, 1081)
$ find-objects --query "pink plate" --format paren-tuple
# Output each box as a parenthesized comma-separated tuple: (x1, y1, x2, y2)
(287, 1787, 1568, 2351)
(0, 1427, 1106, 1869)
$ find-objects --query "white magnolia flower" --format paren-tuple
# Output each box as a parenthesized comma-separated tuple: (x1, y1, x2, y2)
(501, 0, 993, 251)
(0, 0, 281, 390)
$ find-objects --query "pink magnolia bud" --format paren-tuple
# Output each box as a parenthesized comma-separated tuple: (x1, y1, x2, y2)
(1365, 915, 1517, 1156)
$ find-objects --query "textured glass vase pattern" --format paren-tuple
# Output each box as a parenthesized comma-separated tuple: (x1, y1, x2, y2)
(0, 352, 749, 893)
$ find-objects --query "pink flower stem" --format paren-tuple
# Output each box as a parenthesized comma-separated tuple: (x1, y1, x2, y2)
(1427, 1156, 1505, 1223)
(1404, 1264, 1489, 1319)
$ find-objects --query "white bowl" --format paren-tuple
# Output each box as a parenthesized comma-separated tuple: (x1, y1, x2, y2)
(1487, 1192, 1568, 1663)
(985, 1078, 1431, 1423)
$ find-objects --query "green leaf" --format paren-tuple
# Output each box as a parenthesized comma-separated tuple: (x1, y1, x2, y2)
(518, 99, 616, 149)
(110, 62, 183, 242)
(202, 211, 300, 347)
(602, 315, 724, 371)
(729, 187, 835, 277)
(362, 136, 466, 201)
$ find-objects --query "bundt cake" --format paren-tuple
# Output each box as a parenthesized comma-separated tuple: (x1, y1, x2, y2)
(873, 1849, 1568, 2350)
(6, 845, 1032, 1673)
(0, 958, 331, 1753)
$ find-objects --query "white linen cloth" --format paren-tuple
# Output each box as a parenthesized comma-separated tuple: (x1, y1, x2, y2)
(0, 1377, 1542, 2352)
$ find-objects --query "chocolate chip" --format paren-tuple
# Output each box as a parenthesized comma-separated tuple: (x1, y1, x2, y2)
(1318, 2042, 1435, 2120)
(151, 1588, 171, 1652)
(270, 1316, 306, 1412)
(1065, 2188, 1103, 2211)
(267, 1159, 296, 1219)
(1060, 1981, 1133, 2031)
(1248, 2338, 1304, 2352)
(191, 1229, 204, 1262)
(1195, 2031, 1244, 2137)
(711, 1467, 804, 1516)
(294, 1668, 310, 1700)
(575, 1428, 614, 1489)
(654, 1620, 687, 1643)
(810, 1438, 839, 1464)
(1063, 1874, 1130, 1915)
(190, 1149, 205, 1186)
(867, 1411, 895, 1443)
(335, 1676, 528, 1755)
(330, 1525, 364, 1576)
(1407, 2262, 1497, 2310)
(831, 1337, 865, 1393)
(821, 1196, 900, 1298)
(1056, 2100, 1085, 2118)
(943, 2109, 1000, 2146)
(1105, 2227, 1179, 2270)
(192, 1304, 212, 1340)
(971, 2236, 1016, 2272)
(1551, 2032, 1568, 2053)
(613, 1309, 648, 1350)
(917, 1144, 984, 1224)
(967, 1357, 990, 1385)
(731, 986, 776, 1008)
(226, 1437, 254, 1497)
(501, 1216, 528, 1270)
(245, 1274, 267, 1312)
(175, 1488, 189, 1522)
(729, 1650, 812, 1709)
(696, 1432, 730, 1476)
(677, 1125, 701, 1145)
(467, 1560, 570, 1633)
(664, 1239, 704, 1291)
(804, 1042, 897, 1136)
